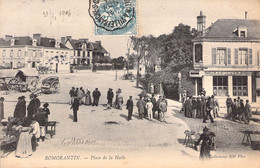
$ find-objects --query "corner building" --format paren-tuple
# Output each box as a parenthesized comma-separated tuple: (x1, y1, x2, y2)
(190, 12, 260, 106)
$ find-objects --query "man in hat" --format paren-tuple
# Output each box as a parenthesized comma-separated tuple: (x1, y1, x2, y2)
(27, 94, 41, 120)
(92, 88, 101, 106)
(195, 126, 213, 160)
(126, 96, 134, 121)
(71, 95, 80, 122)
(151, 94, 157, 118)
(203, 97, 214, 123)
(146, 98, 154, 121)
(107, 88, 114, 108)
(136, 96, 145, 120)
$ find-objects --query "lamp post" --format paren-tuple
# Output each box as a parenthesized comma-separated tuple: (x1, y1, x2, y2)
(178, 72, 182, 102)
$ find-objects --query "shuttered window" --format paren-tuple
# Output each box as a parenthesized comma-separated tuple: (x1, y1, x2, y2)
(212, 48, 216, 65)
(227, 48, 231, 64)
(249, 48, 253, 65)
(234, 48, 238, 64)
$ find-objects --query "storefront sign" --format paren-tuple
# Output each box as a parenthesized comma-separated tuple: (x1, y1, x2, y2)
(204, 71, 252, 76)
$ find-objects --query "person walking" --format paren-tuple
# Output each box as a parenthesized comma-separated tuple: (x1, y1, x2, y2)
(195, 127, 213, 160)
(71, 95, 80, 122)
(146, 99, 154, 121)
(226, 95, 232, 116)
(126, 96, 134, 121)
(84, 89, 92, 105)
(136, 96, 145, 120)
(203, 97, 214, 123)
(107, 88, 114, 108)
(92, 88, 101, 106)
(238, 99, 248, 124)
(156, 96, 163, 120)
(151, 94, 157, 118)
(211, 95, 219, 118)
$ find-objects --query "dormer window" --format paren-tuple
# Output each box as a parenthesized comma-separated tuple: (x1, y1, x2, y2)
(11, 39, 15, 46)
(238, 27, 247, 37)
(240, 31, 245, 37)
(82, 43, 87, 50)
(55, 41, 60, 48)
(33, 39, 37, 46)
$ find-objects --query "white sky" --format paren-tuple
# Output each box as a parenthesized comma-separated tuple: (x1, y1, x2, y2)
(0, 0, 259, 58)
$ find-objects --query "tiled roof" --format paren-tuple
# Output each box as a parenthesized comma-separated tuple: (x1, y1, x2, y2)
(91, 42, 107, 53)
(39, 37, 68, 49)
(198, 19, 260, 40)
(0, 36, 32, 46)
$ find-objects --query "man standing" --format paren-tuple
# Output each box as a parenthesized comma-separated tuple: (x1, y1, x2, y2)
(146, 99, 154, 121)
(136, 96, 145, 120)
(159, 96, 168, 122)
(92, 88, 101, 106)
(151, 94, 157, 118)
(226, 95, 232, 116)
(69, 87, 75, 105)
(77, 87, 85, 105)
(27, 94, 41, 120)
(211, 95, 219, 118)
(126, 96, 134, 121)
(34, 108, 48, 141)
(14, 96, 26, 120)
(156, 96, 162, 120)
(71, 95, 80, 122)
(186, 96, 193, 118)
(245, 100, 252, 124)
(107, 88, 114, 108)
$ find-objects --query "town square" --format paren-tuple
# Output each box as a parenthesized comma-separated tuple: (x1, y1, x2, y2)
(0, 0, 260, 168)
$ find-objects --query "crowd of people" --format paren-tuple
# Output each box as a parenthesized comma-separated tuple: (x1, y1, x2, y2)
(5, 93, 51, 158)
(69, 87, 169, 122)
(180, 89, 252, 124)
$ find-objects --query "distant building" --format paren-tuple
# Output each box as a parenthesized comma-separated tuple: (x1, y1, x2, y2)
(190, 11, 260, 105)
(0, 34, 71, 73)
(63, 36, 108, 69)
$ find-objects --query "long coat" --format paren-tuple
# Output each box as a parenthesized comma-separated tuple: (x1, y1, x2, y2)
(136, 99, 145, 114)
(195, 133, 212, 160)
(27, 98, 41, 119)
(14, 99, 26, 119)
(93, 90, 101, 100)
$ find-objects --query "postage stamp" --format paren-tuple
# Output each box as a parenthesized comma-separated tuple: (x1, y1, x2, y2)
(89, 0, 137, 36)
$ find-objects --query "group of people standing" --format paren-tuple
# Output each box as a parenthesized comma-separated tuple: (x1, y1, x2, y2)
(181, 90, 219, 123)
(226, 95, 252, 124)
(135, 94, 168, 122)
(6, 93, 51, 158)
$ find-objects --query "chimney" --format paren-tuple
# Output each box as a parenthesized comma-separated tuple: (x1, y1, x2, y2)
(5, 35, 13, 42)
(33, 33, 41, 45)
(61, 37, 66, 44)
(197, 11, 206, 36)
(95, 41, 101, 45)
(245, 11, 247, 19)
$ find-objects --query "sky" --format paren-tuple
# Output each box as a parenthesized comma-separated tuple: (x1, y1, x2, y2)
(0, 0, 259, 58)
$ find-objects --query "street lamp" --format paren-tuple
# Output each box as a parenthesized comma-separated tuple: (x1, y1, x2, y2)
(178, 72, 182, 102)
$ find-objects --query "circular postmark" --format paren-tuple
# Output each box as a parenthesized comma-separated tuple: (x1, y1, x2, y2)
(89, 0, 135, 31)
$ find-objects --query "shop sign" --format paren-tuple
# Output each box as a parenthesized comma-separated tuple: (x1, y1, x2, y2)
(204, 71, 252, 76)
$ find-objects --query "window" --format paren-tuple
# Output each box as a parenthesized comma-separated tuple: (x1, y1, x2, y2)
(17, 50, 21, 57)
(10, 50, 14, 57)
(195, 44, 202, 63)
(32, 50, 37, 57)
(240, 31, 245, 37)
(77, 50, 80, 56)
(83, 51, 85, 57)
(88, 52, 90, 57)
(2, 50, 6, 57)
(213, 76, 228, 96)
(233, 76, 248, 96)
(212, 48, 231, 65)
(235, 48, 252, 65)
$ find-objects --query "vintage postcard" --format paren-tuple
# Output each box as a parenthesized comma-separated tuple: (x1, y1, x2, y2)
(0, 0, 260, 168)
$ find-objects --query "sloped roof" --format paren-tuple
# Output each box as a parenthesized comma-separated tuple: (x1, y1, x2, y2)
(196, 19, 260, 40)
(67, 39, 107, 53)
(0, 36, 32, 46)
(39, 37, 68, 49)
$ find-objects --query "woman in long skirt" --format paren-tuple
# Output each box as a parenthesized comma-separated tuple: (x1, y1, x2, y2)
(15, 119, 33, 158)
(84, 89, 92, 105)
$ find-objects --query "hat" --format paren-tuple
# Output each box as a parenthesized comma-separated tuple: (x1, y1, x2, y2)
(43, 103, 49, 108)
(20, 96, 25, 99)
(203, 126, 210, 132)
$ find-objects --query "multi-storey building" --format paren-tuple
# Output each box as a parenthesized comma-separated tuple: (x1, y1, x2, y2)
(0, 34, 71, 73)
(190, 12, 260, 105)
(63, 36, 108, 68)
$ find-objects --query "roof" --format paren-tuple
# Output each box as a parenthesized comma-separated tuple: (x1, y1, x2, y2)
(0, 68, 38, 78)
(67, 39, 107, 53)
(195, 19, 260, 40)
(0, 36, 32, 46)
(38, 37, 68, 49)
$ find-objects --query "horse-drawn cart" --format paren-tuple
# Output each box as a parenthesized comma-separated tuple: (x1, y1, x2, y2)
(0, 68, 39, 92)
(41, 76, 60, 94)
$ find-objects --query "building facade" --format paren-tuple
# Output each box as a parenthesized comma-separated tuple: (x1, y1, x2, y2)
(0, 34, 71, 72)
(63, 36, 108, 68)
(190, 12, 260, 106)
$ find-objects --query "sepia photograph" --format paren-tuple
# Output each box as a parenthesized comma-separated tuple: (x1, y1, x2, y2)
(0, 0, 260, 167)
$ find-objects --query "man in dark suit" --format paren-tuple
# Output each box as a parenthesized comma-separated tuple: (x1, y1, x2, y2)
(71, 96, 80, 122)
(92, 88, 101, 106)
(126, 96, 133, 121)
(27, 94, 41, 120)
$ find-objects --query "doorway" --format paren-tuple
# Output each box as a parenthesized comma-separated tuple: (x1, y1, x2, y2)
(197, 78, 202, 96)
(32, 62, 36, 68)
(56, 63, 58, 73)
